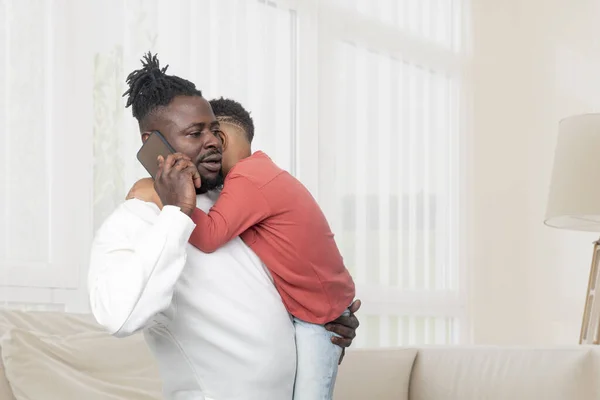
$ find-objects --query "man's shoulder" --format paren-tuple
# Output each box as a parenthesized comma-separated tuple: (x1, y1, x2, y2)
(94, 199, 161, 240)
(121, 198, 162, 223)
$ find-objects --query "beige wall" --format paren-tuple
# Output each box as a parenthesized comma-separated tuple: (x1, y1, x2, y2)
(470, 0, 600, 345)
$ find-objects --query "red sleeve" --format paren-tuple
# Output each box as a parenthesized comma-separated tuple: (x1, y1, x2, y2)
(188, 174, 271, 253)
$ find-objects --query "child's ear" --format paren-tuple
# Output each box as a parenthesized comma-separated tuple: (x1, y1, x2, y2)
(218, 130, 228, 150)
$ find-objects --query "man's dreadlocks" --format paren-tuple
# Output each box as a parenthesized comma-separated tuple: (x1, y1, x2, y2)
(209, 97, 255, 143)
(123, 52, 202, 122)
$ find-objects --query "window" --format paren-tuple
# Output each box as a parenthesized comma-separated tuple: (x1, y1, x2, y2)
(0, 0, 92, 307)
(315, 0, 470, 347)
(1, 0, 471, 339)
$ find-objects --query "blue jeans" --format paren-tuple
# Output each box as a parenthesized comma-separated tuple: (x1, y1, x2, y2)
(292, 310, 349, 400)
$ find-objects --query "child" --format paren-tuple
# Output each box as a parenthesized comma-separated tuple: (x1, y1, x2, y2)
(135, 98, 355, 400)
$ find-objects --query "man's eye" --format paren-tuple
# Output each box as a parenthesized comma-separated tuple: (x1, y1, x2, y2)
(188, 131, 201, 137)
(212, 129, 222, 136)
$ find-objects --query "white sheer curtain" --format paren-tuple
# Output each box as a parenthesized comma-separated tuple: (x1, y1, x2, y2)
(317, 0, 470, 347)
(1, 0, 471, 346)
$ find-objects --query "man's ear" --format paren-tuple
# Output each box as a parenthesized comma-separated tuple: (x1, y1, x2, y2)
(141, 131, 151, 143)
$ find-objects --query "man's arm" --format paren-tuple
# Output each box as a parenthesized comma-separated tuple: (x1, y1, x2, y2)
(88, 202, 195, 337)
(188, 174, 270, 253)
(90, 154, 200, 337)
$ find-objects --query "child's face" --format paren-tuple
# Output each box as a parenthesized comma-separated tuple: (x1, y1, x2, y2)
(220, 130, 235, 176)
(219, 123, 250, 176)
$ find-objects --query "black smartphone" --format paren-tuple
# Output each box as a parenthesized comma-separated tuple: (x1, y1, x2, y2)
(137, 131, 176, 179)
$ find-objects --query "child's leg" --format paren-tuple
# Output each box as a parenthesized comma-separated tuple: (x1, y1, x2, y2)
(292, 312, 349, 400)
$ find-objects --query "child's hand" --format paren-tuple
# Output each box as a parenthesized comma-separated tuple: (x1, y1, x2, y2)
(126, 177, 163, 209)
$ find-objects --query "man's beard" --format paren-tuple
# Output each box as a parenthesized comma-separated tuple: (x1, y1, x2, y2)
(196, 170, 224, 194)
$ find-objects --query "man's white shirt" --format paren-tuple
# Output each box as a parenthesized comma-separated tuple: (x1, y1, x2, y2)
(88, 192, 297, 400)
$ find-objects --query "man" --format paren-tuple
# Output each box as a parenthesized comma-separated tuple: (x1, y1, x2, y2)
(88, 53, 359, 400)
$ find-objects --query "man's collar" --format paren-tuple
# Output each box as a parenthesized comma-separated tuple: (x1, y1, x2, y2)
(196, 189, 221, 212)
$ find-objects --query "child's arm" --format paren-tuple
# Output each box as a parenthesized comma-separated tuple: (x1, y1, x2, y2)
(126, 178, 163, 208)
(189, 174, 270, 253)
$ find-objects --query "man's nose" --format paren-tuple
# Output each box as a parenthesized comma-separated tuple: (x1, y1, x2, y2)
(203, 131, 221, 150)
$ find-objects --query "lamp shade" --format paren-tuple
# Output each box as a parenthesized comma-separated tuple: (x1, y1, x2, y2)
(545, 113, 600, 232)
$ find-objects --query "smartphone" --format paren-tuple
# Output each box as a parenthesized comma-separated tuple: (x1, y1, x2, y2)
(137, 131, 176, 179)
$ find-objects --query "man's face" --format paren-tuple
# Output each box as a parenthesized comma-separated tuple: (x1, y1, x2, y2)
(141, 95, 224, 193)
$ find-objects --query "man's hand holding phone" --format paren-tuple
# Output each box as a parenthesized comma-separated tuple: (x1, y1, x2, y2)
(154, 153, 201, 216)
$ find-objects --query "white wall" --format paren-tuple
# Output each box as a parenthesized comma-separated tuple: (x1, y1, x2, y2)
(470, 0, 600, 345)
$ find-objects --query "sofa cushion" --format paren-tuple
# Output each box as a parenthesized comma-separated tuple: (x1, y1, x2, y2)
(0, 310, 103, 400)
(1, 329, 162, 400)
(334, 348, 417, 400)
(0, 370, 14, 400)
(410, 346, 600, 400)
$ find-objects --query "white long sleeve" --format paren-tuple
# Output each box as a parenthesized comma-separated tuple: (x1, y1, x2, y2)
(88, 194, 297, 399)
(88, 200, 196, 337)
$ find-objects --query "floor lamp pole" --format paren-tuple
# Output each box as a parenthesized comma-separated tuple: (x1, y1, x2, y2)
(580, 239, 600, 344)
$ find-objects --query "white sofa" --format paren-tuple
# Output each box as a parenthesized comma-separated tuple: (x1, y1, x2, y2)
(335, 346, 600, 399)
(1, 309, 599, 399)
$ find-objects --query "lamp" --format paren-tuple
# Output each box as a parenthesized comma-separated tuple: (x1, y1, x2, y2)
(545, 113, 600, 344)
